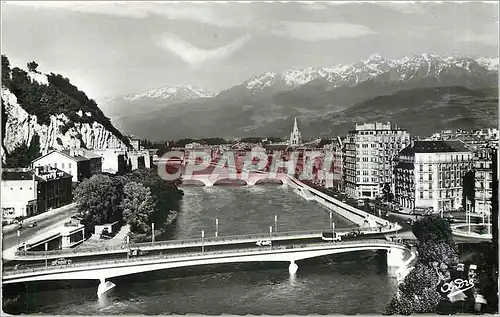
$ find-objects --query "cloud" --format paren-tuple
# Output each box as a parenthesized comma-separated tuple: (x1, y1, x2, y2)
(459, 32, 498, 47)
(6, 1, 251, 27)
(156, 33, 251, 67)
(376, 2, 427, 15)
(271, 22, 374, 41)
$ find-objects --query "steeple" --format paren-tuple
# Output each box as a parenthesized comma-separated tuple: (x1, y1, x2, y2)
(289, 117, 302, 146)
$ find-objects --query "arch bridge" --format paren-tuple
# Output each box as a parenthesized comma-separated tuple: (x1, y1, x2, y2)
(181, 171, 288, 187)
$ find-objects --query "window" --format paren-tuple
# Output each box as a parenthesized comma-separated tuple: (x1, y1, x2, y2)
(54, 163, 58, 168)
(420, 191, 424, 199)
(419, 164, 423, 171)
(69, 163, 72, 169)
(20, 187, 23, 190)
(429, 191, 433, 199)
(62, 163, 65, 169)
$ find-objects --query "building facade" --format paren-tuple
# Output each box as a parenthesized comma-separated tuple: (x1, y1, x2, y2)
(344, 122, 410, 199)
(394, 141, 473, 212)
(473, 146, 496, 216)
(289, 117, 302, 147)
(32, 149, 102, 183)
(1, 167, 72, 222)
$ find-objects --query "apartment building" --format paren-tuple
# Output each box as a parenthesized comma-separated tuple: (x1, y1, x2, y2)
(473, 146, 496, 216)
(344, 122, 410, 199)
(394, 141, 473, 212)
(1, 166, 72, 221)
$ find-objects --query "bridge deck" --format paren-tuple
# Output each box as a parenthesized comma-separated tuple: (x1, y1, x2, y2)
(13, 227, 391, 260)
(3, 239, 408, 282)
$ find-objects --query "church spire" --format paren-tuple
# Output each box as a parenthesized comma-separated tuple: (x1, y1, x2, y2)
(289, 117, 302, 146)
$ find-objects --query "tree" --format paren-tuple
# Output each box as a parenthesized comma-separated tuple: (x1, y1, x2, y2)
(27, 61, 39, 73)
(73, 174, 124, 232)
(122, 181, 156, 234)
(412, 215, 454, 244)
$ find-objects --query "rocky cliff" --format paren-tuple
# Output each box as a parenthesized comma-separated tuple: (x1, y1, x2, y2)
(1, 55, 129, 165)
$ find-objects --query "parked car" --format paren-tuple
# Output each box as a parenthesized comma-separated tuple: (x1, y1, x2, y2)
(28, 221, 37, 228)
(52, 258, 72, 266)
(256, 240, 272, 246)
(128, 248, 146, 257)
(406, 219, 414, 225)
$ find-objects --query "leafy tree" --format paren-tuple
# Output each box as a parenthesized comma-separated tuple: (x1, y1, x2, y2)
(2, 55, 11, 84)
(411, 215, 454, 244)
(27, 61, 39, 73)
(122, 181, 156, 234)
(417, 240, 459, 265)
(73, 174, 124, 232)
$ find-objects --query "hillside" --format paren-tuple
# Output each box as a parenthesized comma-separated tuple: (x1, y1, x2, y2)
(308, 86, 498, 137)
(113, 54, 498, 140)
(1, 55, 130, 166)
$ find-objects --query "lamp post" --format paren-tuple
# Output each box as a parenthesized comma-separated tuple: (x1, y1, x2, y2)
(332, 221, 335, 242)
(17, 229, 20, 250)
(215, 218, 219, 238)
(269, 226, 273, 250)
(329, 212, 333, 231)
(126, 235, 130, 259)
(45, 242, 48, 268)
(201, 230, 205, 254)
(274, 215, 278, 233)
(151, 223, 155, 246)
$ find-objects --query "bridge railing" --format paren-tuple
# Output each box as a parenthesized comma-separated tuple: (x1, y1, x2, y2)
(14, 226, 389, 258)
(4, 239, 406, 277)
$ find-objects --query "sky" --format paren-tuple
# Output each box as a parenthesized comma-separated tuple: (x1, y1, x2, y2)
(2, 1, 499, 101)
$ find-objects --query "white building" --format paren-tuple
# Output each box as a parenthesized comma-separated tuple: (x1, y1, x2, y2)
(93, 149, 128, 174)
(32, 149, 102, 183)
(344, 122, 410, 199)
(394, 141, 473, 212)
(289, 117, 302, 147)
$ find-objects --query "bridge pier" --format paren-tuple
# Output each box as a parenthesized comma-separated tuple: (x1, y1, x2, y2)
(288, 260, 298, 275)
(386, 248, 406, 268)
(97, 277, 116, 296)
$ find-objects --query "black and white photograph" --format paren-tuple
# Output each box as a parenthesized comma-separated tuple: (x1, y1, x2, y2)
(1, 1, 498, 315)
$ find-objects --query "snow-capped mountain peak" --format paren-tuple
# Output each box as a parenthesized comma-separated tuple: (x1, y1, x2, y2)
(123, 84, 215, 102)
(240, 53, 498, 94)
(476, 56, 499, 71)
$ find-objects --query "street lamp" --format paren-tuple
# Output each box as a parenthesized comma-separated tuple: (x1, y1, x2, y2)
(215, 218, 219, 238)
(269, 226, 273, 250)
(329, 212, 333, 231)
(332, 221, 335, 242)
(151, 223, 155, 246)
(17, 229, 20, 250)
(45, 242, 48, 268)
(126, 235, 130, 259)
(274, 215, 278, 233)
(202, 230, 205, 253)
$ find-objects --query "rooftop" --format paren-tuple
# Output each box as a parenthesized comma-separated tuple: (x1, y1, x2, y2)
(400, 140, 471, 156)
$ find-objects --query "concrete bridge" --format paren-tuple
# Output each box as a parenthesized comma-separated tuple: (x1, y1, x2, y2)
(3, 239, 411, 296)
(10, 227, 387, 261)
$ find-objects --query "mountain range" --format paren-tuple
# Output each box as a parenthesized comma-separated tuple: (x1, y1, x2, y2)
(104, 53, 498, 141)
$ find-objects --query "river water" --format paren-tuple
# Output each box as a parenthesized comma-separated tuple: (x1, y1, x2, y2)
(2, 184, 398, 315)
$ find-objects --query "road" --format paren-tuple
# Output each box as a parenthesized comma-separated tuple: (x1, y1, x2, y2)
(2, 204, 78, 253)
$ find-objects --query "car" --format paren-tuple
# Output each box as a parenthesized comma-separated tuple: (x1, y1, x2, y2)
(28, 222, 37, 228)
(256, 240, 271, 246)
(405, 219, 414, 225)
(14, 264, 29, 271)
(52, 258, 72, 266)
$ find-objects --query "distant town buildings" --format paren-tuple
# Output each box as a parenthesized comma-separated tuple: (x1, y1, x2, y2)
(289, 117, 302, 147)
(93, 149, 128, 174)
(394, 141, 473, 212)
(1, 166, 72, 222)
(344, 122, 410, 199)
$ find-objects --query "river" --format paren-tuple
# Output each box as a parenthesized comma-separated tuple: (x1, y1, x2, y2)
(2, 184, 399, 315)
